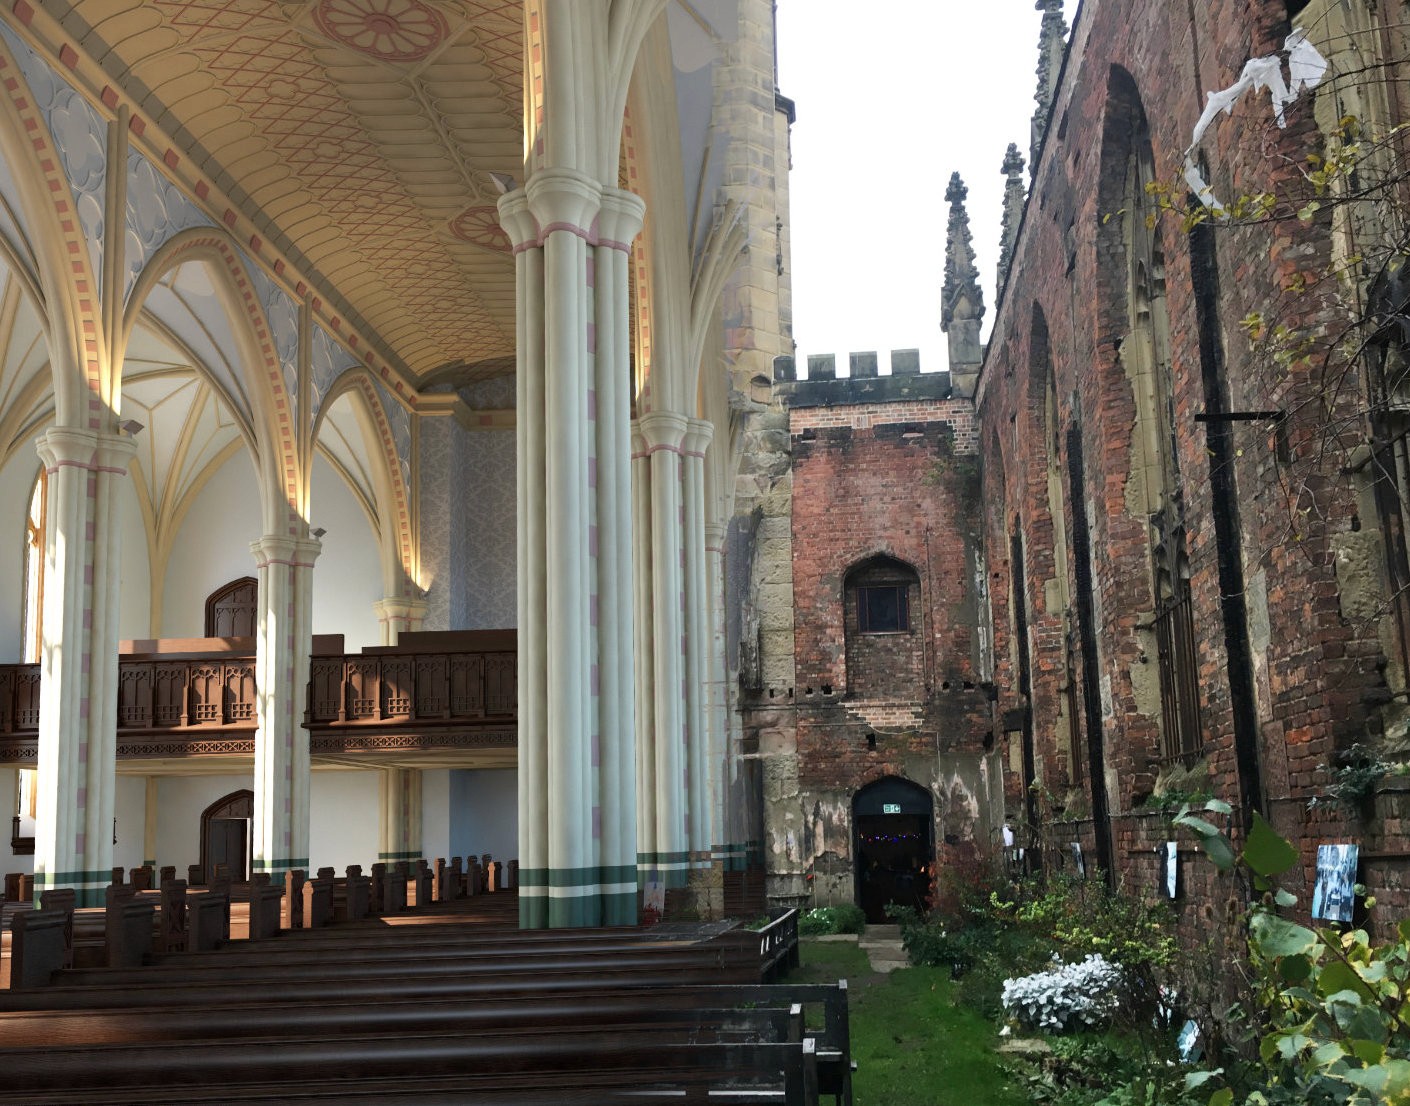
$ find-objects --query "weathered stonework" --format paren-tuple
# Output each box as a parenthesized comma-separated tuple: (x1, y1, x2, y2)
(746, 357, 1002, 909)
(977, 0, 1410, 939)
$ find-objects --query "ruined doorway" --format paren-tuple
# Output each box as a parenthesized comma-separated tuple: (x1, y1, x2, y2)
(200, 788, 253, 884)
(853, 776, 933, 923)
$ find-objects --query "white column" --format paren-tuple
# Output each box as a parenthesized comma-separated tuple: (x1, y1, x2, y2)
(378, 768, 422, 864)
(681, 419, 714, 875)
(250, 533, 321, 880)
(595, 189, 645, 924)
(500, 190, 548, 927)
(704, 520, 733, 870)
(373, 596, 428, 646)
(631, 423, 658, 880)
(636, 410, 690, 888)
(32, 427, 136, 906)
(501, 170, 643, 927)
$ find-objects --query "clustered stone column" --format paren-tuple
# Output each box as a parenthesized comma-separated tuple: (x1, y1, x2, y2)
(635, 410, 691, 889)
(249, 533, 321, 880)
(704, 520, 737, 872)
(378, 767, 422, 864)
(499, 170, 643, 927)
(630, 423, 659, 880)
(32, 426, 136, 905)
(373, 595, 428, 646)
(681, 418, 718, 910)
(594, 189, 646, 923)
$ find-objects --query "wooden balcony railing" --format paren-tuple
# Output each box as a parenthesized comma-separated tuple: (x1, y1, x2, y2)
(0, 630, 517, 764)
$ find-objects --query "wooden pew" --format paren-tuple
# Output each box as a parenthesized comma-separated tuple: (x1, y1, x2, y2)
(104, 884, 154, 969)
(159, 880, 187, 954)
(8, 905, 72, 989)
(245, 875, 283, 941)
(281, 869, 305, 930)
(303, 875, 333, 929)
(188, 888, 229, 952)
(3, 1037, 819, 1105)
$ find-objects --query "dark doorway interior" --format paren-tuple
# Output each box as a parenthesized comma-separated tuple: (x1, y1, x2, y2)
(854, 777, 934, 923)
(200, 788, 253, 883)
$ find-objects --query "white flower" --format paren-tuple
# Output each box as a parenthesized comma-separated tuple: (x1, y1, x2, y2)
(1000, 954, 1125, 1032)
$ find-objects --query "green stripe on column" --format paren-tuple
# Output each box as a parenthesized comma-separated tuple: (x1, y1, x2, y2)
(548, 894, 598, 928)
(601, 890, 637, 927)
(377, 851, 422, 861)
(517, 865, 637, 889)
(520, 887, 548, 929)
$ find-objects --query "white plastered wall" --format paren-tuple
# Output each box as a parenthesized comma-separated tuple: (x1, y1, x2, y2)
(113, 774, 147, 873)
(309, 770, 379, 871)
(0, 765, 29, 878)
(151, 773, 251, 875)
(421, 768, 450, 862)
(116, 472, 151, 641)
(449, 768, 518, 863)
(309, 452, 382, 650)
(161, 451, 262, 638)
(0, 450, 40, 663)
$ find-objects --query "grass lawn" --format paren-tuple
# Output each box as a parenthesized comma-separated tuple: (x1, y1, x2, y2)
(787, 938, 1027, 1106)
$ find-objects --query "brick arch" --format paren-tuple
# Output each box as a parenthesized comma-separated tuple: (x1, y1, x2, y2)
(842, 553, 922, 699)
(1094, 64, 1160, 354)
(119, 229, 300, 530)
(312, 368, 415, 595)
(1021, 304, 1064, 561)
(0, 33, 105, 425)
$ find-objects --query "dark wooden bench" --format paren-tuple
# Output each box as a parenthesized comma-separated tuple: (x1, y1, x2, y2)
(0, 882, 828, 1104)
(6, 1038, 818, 1105)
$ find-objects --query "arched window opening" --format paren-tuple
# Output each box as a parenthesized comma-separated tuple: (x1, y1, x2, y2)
(205, 577, 258, 639)
(22, 469, 45, 664)
(844, 555, 922, 698)
(1104, 69, 1201, 767)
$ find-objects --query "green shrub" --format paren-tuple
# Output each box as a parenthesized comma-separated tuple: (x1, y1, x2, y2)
(798, 903, 867, 936)
(1175, 800, 1410, 1105)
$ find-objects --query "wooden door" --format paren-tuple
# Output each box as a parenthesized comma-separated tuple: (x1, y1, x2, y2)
(207, 818, 248, 882)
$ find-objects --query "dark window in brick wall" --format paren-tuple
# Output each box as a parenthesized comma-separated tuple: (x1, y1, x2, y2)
(845, 556, 923, 698)
(857, 585, 909, 633)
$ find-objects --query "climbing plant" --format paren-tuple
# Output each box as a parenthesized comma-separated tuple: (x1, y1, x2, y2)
(1174, 799, 1410, 1104)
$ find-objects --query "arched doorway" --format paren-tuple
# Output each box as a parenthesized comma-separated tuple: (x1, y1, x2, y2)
(200, 789, 253, 883)
(854, 777, 934, 923)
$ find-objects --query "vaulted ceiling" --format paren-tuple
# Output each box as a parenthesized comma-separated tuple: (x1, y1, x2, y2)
(51, 0, 525, 384)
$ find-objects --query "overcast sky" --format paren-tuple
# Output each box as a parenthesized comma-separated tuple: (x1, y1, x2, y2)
(775, 1, 1050, 375)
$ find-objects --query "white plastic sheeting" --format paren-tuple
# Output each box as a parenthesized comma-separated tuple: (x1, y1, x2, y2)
(1184, 29, 1329, 214)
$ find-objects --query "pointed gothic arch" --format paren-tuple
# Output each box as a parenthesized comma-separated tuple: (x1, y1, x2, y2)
(119, 229, 299, 537)
(199, 788, 253, 884)
(1096, 65, 1201, 770)
(0, 31, 108, 425)
(311, 368, 416, 598)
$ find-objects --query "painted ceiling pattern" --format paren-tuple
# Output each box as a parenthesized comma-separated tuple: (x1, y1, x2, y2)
(51, 0, 524, 379)
(0, 23, 106, 294)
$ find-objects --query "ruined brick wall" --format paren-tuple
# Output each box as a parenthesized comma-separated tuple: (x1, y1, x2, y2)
(978, 0, 1410, 931)
(751, 357, 1002, 908)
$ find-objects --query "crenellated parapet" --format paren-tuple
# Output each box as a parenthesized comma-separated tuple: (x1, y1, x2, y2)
(772, 349, 957, 408)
